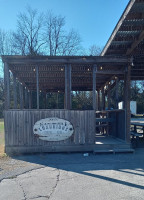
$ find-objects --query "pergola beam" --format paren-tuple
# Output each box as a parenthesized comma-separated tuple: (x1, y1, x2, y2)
(2, 56, 129, 65)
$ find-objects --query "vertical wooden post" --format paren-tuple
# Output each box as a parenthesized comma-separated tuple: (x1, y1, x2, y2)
(4, 62, 10, 110)
(29, 91, 32, 109)
(24, 88, 27, 109)
(93, 64, 97, 110)
(107, 83, 111, 109)
(57, 92, 59, 109)
(115, 77, 119, 109)
(45, 93, 47, 109)
(68, 64, 72, 109)
(24, 88, 28, 109)
(36, 66, 39, 109)
(65, 65, 68, 109)
(19, 83, 24, 109)
(96, 91, 98, 111)
(97, 90, 100, 111)
(13, 73, 17, 109)
(124, 65, 131, 143)
(101, 87, 105, 110)
(65, 64, 71, 109)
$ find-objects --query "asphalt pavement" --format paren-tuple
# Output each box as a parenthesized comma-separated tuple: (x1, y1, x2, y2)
(0, 149, 144, 200)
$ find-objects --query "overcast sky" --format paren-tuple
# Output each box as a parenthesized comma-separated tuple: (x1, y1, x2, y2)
(0, 0, 129, 49)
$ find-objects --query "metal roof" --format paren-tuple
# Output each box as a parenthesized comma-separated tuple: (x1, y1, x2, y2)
(101, 0, 144, 57)
(101, 0, 144, 81)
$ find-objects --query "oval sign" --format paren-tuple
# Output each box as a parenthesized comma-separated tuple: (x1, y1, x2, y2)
(33, 118, 74, 141)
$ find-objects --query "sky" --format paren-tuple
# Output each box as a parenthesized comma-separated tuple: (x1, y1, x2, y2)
(0, 0, 130, 50)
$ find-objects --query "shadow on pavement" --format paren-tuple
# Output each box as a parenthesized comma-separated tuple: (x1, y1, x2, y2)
(10, 149, 144, 190)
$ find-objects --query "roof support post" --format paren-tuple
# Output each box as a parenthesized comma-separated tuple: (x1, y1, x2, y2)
(101, 87, 105, 110)
(115, 77, 119, 109)
(13, 73, 17, 109)
(57, 92, 59, 109)
(24, 88, 28, 109)
(36, 66, 39, 109)
(97, 90, 100, 111)
(45, 93, 47, 109)
(124, 65, 131, 143)
(107, 83, 111, 110)
(28, 91, 32, 109)
(19, 83, 24, 109)
(65, 64, 71, 109)
(93, 64, 97, 110)
(4, 62, 10, 110)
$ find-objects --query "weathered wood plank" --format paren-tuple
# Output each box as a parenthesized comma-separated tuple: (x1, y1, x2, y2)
(115, 78, 119, 109)
(2, 55, 129, 64)
(101, 87, 105, 110)
(36, 66, 39, 109)
(124, 65, 131, 143)
(19, 83, 24, 109)
(97, 90, 100, 111)
(65, 64, 71, 109)
(28, 91, 32, 109)
(107, 84, 111, 110)
(13, 73, 17, 109)
(4, 110, 95, 153)
(74, 111, 80, 145)
(89, 111, 95, 144)
(5, 144, 96, 154)
(85, 111, 89, 145)
(4, 62, 10, 110)
(93, 65, 97, 110)
(24, 88, 28, 109)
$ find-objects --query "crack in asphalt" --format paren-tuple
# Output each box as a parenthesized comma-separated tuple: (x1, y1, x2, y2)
(29, 195, 49, 199)
(48, 168, 60, 199)
(0, 166, 61, 200)
(15, 178, 27, 200)
(0, 166, 46, 182)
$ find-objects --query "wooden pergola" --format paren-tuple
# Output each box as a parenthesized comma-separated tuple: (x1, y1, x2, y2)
(2, 55, 132, 154)
(2, 0, 144, 154)
(2, 55, 130, 110)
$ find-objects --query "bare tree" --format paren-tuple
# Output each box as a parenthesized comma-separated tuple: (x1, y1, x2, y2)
(44, 12, 65, 55)
(0, 29, 16, 78)
(44, 12, 81, 56)
(13, 6, 44, 55)
(0, 29, 14, 55)
(89, 44, 102, 56)
(60, 29, 81, 55)
(12, 31, 27, 55)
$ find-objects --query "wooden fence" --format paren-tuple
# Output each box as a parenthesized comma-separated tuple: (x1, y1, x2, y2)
(96, 110, 126, 140)
(4, 110, 95, 154)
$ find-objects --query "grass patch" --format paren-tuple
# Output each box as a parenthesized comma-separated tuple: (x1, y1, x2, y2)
(0, 119, 4, 156)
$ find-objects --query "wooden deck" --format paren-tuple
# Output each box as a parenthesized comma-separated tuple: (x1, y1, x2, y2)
(94, 134, 133, 153)
(96, 134, 126, 145)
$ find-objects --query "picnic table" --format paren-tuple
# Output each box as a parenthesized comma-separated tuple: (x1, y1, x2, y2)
(130, 120, 144, 148)
(131, 121, 144, 134)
